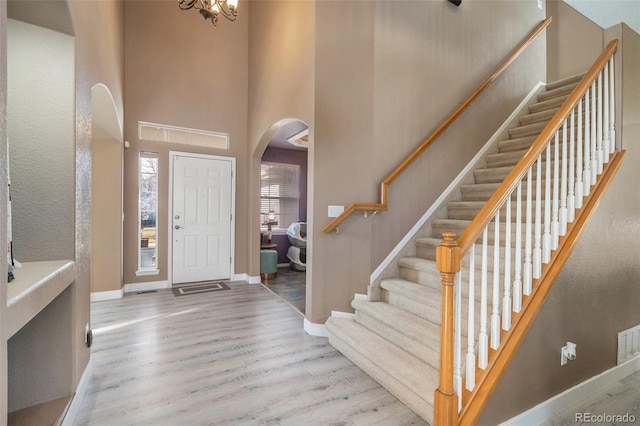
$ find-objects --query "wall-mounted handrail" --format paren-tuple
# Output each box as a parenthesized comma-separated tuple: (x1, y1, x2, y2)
(323, 17, 552, 234)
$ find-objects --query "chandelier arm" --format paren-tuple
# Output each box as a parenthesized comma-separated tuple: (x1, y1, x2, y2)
(178, 0, 237, 26)
(178, 0, 199, 11)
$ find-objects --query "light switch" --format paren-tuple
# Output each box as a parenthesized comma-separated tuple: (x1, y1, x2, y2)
(328, 205, 345, 218)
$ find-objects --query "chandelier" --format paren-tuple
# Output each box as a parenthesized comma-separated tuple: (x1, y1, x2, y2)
(178, 0, 238, 26)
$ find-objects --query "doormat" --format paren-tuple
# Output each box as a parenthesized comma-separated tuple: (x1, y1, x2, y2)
(172, 282, 230, 297)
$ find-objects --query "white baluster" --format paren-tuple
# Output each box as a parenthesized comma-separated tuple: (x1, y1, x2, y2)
(568, 110, 576, 222)
(552, 131, 560, 250)
(560, 121, 568, 236)
(513, 182, 523, 313)
(454, 271, 462, 409)
(533, 156, 542, 279)
(609, 56, 616, 154)
(524, 168, 533, 296)
(491, 210, 501, 350)
(479, 227, 489, 369)
(591, 83, 598, 183)
(584, 90, 591, 195)
(603, 63, 610, 160)
(597, 71, 604, 174)
(465, 243, 476, 390)
(543, 142, 551, 263)
(576, 96, 584, 209)
(503, 197, 512, 330)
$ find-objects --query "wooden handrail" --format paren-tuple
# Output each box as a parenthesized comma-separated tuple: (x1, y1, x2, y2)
(458, 150, 626, 425)
(456, 39, 618, 256)
(323, 17, 553, 234)
(434, 39, 620, 425)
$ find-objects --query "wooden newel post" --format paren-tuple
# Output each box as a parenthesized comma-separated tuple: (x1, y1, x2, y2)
(434, 231, 461, 426)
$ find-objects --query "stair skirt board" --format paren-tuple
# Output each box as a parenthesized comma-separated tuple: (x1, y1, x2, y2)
(370, 81, 545, 286)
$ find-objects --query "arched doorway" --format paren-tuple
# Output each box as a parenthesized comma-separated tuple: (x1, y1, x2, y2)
(90, 83, 124, 300)
(254, 118, 309, 314)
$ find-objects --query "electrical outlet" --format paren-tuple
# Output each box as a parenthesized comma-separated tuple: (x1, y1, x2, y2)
(561, 342, 577, 365)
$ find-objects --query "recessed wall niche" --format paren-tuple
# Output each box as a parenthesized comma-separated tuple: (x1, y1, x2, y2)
(7, 18, 75, 262)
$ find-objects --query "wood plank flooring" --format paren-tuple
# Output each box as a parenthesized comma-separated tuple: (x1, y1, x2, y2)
(75, 281, 427, 425)
(261, 267, 306, 314)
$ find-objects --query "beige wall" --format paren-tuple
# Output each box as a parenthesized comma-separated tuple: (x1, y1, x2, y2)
(247, 0, 315, 279)
(122, 0, 249, 285)
(1, 0, 125, 417)
(311, 0, 547, 323)
(69, 0, 125, 391)
(0, 2, 7, 421)
(546, 0, 604, 81)
(91, 138, 123, 293)
(480, 23, 640, 425)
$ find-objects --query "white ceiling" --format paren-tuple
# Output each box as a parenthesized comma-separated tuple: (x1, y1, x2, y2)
(563, 0, 640, 34)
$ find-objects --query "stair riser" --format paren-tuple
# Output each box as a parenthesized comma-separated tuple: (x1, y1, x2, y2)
(537, 82, 579, 102)
(326, 330, 435, 422)
(383, 290, 441, 323)
(355, 311, 440, 368)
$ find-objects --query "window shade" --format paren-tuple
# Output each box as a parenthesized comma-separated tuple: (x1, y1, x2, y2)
(260, 162, 300, 229)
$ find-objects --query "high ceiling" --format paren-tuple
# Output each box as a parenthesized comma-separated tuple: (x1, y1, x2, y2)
(564, 0, 640, 34)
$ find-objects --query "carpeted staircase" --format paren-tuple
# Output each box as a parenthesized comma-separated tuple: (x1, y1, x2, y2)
(325, 73, 585, 424)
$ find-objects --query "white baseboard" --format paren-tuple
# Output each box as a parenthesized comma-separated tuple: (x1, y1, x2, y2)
(90, 288, 124, 302)
(304, 318, 328, 337)
(502, 356, 640, 425)
(123, 280, 169, 293)
(234, 273, 261, 284)
(61, 358, 92, 426)
(354, 293, 367, 302)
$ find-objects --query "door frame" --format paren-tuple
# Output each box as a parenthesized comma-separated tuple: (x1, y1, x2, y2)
(168, 151, 236, 286)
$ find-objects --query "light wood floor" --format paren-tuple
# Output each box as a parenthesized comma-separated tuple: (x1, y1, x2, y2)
(75, 281, 427, 425)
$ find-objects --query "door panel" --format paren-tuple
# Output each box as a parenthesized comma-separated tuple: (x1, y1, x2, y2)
(172, 155, 232, 284)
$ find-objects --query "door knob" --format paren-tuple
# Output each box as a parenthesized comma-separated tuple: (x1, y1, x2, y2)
(175, 225, 184, 230)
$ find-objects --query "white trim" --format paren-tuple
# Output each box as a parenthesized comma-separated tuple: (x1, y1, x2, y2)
(304, 318, 329, 337)
(234, 273, 262, 284)
(135, 268, 160, 276)
(354, 293, 367, 302)
(331, 311, 356, 320)
(90, 288, 124, 302)
(61, 358, 92, 426)
(138, 121, 229, 150)
(501, 356, 640, 425)
(124, 280, 170, 293)
(370, 82, 546, 284)
(168, 151, 236, 286)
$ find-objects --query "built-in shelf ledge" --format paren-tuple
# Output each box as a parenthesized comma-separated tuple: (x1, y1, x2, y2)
(8, 394, 72, 426)
(6, 260, 76, 338)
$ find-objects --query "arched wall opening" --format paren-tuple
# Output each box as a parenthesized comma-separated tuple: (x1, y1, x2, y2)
(90, 83, 124, 298)
(252, 118, 310, 314)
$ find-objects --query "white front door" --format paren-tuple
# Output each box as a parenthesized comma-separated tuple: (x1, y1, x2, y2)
(171, 154, 234, 284)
